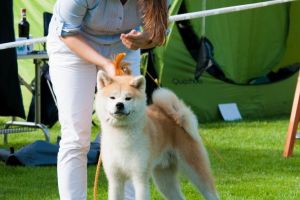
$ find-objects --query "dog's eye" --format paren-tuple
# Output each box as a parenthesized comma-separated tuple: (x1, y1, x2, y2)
(110, 96, 115, 100)
(125, 97, 132, 101)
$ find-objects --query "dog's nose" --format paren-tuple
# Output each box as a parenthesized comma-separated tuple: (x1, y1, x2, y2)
(116, 102, 124, 110)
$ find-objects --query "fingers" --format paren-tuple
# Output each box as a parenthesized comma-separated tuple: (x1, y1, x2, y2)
(120, 31, 140, 50)
(121, 38, 139, 50)
(120, 30, 152, 50)
(97, 60, 116, 77)
(122, 29, 140, 40)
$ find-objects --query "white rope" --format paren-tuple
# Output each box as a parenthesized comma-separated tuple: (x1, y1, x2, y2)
(169, 0, 296, 23)
(0, 36, 47, 50)
(0, 0, 296, 50)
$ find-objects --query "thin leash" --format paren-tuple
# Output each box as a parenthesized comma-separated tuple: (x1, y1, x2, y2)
(200, 135, 227, 165)
(93, 151, 102, 200)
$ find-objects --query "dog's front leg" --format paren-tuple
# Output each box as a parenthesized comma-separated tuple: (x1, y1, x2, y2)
(108, 178, 125, 200)
(132, 175, 150, 200)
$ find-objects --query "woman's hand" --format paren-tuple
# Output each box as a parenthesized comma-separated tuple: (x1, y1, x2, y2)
(97, 59, 116, 77)
(120, 30, 158, 50)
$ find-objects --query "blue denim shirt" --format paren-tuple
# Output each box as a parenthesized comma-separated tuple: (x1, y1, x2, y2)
(49, 0, 142, 45)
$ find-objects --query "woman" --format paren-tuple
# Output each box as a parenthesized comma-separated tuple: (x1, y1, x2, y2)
(46, 0, 168, 199)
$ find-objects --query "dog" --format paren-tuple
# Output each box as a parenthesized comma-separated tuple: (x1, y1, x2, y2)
(95, 71, 219, 200)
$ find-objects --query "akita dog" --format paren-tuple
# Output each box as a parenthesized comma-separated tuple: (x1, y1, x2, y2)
(95, 71, 219, 200)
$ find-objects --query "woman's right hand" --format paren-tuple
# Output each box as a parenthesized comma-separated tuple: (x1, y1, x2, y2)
(97, 59, 116, 77)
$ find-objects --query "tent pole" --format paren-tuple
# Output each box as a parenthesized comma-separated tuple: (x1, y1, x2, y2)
(201, 0, 206, 36)
(283, 71, 300, 157)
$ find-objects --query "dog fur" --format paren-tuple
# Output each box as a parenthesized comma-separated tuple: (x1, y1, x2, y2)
(95, 71, 219, 200)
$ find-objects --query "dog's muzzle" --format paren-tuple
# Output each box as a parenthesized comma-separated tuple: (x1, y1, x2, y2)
(116, 102, 124, 111)
(112, 102, 130, 116)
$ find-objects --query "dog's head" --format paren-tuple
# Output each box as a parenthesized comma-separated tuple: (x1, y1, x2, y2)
(95, 71, 147, 127)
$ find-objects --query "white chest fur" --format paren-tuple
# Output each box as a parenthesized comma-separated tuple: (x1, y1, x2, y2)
(101, 125, 151, 178)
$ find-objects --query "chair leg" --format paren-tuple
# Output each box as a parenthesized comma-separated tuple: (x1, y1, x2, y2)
(283, 72, 300, 157)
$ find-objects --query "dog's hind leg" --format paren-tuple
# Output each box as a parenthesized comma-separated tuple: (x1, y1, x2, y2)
(152, 164, 185, 200)
(178, 142, 219, 200)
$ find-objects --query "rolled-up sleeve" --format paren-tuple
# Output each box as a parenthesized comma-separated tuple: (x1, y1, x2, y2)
(55, 0, 88, 36)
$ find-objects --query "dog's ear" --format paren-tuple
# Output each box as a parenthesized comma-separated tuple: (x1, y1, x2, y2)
(130, 75, 145, 92)
(97, 71, 112, 90)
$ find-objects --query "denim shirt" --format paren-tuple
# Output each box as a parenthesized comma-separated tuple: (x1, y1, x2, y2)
(49, 0, 142, 45)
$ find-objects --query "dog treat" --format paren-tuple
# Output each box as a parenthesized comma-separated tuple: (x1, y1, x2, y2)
(113, 52, 132, 75)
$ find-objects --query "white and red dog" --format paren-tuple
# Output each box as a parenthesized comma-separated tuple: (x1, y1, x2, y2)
(95, 71, 219, 200)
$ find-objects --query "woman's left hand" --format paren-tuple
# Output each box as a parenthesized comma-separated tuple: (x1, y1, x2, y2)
(120, 30, 157, 50)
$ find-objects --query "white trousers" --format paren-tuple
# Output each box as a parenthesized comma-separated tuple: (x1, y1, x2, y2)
(48, 40, 140, 200)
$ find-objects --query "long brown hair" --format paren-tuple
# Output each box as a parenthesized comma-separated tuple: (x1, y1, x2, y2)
(138, 0, 168, 45)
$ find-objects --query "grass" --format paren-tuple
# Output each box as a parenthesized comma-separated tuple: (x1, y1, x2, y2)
(1, 118, 300, 199)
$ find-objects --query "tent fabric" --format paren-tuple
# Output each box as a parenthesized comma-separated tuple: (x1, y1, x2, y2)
(153, 0, 300, 122)
(205, 0, 289, 84)
(0, 0, 25, 118)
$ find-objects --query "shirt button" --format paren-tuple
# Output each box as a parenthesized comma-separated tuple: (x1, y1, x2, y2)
(119, 17, 122, 20)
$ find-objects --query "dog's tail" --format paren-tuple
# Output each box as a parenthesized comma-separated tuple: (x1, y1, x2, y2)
(152, 88, 219, 199)
(152, 88, 201, 143)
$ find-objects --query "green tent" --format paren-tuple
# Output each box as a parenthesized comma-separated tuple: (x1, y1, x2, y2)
(152, 0, 300, 122)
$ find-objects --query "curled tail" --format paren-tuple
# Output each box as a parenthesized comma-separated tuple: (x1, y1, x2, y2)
(152, 88, 201, 143)
(152, 88, 219, 199)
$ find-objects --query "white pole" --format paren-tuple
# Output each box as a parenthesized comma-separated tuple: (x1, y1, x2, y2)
(201, 0, 207, 36)
(0, 36, 47, 50)
(169, 0, 296, 23)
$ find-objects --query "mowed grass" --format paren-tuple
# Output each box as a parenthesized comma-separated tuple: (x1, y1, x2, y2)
(1, 118, 300, 200)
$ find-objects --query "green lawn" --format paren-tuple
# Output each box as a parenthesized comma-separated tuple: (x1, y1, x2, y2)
(1, 118, 300, 199)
